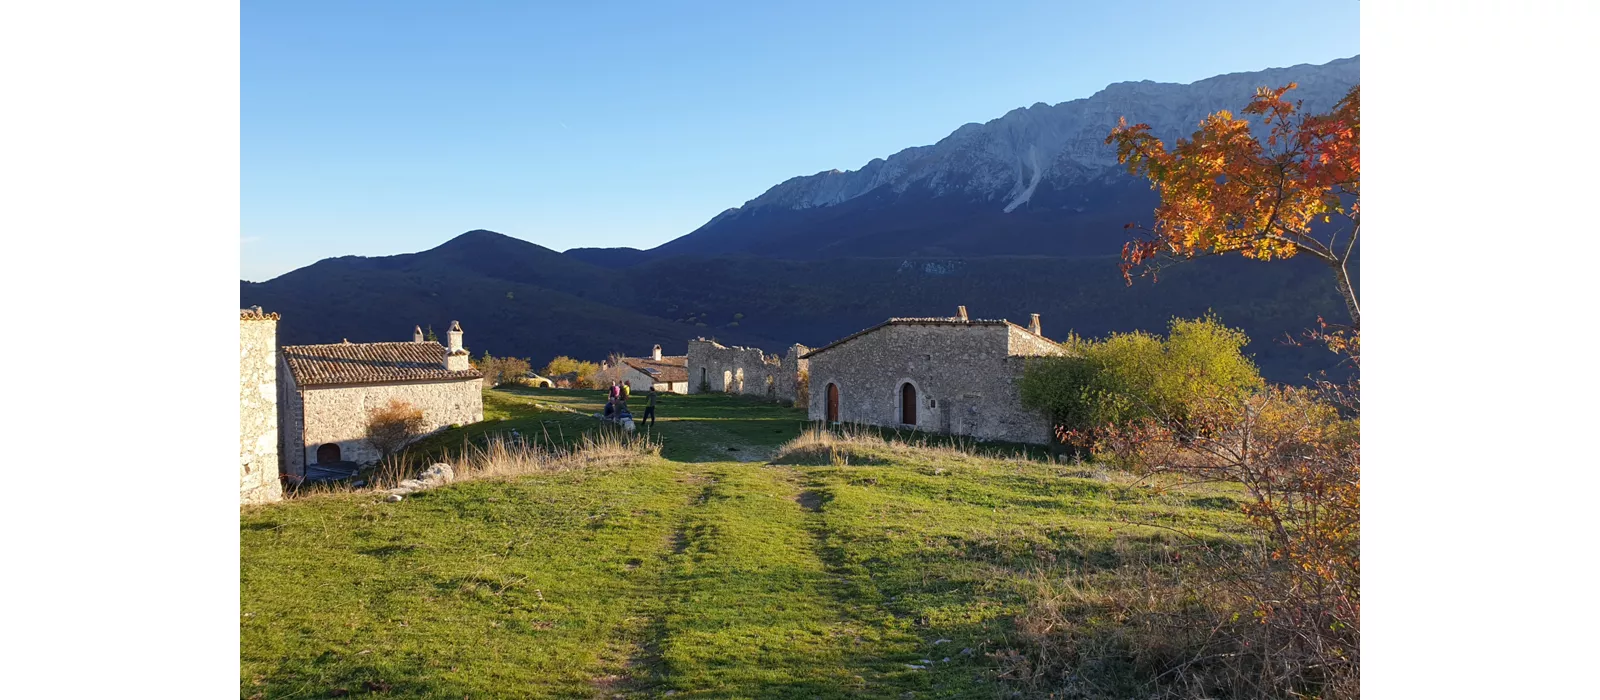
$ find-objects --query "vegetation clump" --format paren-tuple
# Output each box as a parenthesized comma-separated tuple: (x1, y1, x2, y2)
(1021, 314, 1264, 445)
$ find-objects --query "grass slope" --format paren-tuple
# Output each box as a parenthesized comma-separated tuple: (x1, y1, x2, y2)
(242, 390, 1251, 699)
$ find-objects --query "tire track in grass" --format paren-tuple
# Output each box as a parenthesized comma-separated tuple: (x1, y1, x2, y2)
(605, 470, 718, 698)
(644, 462, 926, 697)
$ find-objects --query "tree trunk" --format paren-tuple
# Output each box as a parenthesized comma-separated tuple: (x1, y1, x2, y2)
(1331, 259, 1360, 328)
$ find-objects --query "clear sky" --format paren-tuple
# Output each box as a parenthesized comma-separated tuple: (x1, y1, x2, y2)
(242, 1, 1359, 281)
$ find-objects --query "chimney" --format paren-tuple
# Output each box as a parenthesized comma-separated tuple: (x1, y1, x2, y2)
(445, 320, 470, 371)
(413, 325, 424, 343)
(652, 344, 663, 361)
(1028, 313, 1041, 335)
(956, 306, 968, 321)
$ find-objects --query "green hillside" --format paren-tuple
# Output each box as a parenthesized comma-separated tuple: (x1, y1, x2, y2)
(241, 390, 1253, 699)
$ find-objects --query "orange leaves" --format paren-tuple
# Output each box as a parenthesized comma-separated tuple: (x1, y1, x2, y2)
(1107, 83, 1358, 264)
(1107, 82, 1361, 325)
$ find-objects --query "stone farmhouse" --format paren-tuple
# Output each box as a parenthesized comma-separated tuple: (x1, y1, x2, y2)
(802, 306, 1066, 445)
(687, 338, 810, 403)
(614, 345, 690, 394)
(240, 307, 283, 504)
(278, 321, 483, 480)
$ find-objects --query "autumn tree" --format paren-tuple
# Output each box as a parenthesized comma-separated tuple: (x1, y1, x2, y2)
(477, 353, 532, 387)
(542, 355, 601, 388)
(1108, 83, 1360, 327)
(366, 399, 428, 463)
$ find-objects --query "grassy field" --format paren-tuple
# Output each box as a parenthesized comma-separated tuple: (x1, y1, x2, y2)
(242, 389, 1252, 699)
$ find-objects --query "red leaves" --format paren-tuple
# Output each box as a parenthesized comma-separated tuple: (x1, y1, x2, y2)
(1106, 83, 1361, 314)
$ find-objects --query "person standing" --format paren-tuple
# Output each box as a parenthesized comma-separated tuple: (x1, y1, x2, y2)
(642, 387, 657, 428)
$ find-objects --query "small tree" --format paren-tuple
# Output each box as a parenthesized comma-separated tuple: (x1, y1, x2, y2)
(366, 399, 428, 463)
(1108, 83, 1360, 327)
(424, 325, 438, 343)
(478, 354, 532, 388)
(543, 355, 602, 388)
(1021, 315, 1264, 445)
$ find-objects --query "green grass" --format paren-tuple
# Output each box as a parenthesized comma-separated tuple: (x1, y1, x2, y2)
(242, 388, 1252, 699)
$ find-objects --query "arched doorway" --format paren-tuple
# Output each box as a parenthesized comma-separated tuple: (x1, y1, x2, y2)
(826, 383, 839, 422)
(900, 383, 917, 425)
(316, 443, 341, 464)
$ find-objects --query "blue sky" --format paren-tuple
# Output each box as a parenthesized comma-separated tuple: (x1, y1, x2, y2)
(242, 1, 1359, 281)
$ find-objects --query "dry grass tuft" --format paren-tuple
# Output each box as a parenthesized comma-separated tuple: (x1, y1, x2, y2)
(289, 429, 661, 499)
(770, 424, 962, 466)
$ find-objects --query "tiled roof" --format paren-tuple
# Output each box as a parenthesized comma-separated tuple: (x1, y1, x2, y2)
(282, 341, 482, 387)
(240, 307, 279, 321)
(800, 317, 1051, 359)
(621, 356, 688, 383)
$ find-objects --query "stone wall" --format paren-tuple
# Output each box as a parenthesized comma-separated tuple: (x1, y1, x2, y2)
(804, 322, 1061, 445)
(289, 377, 483, 470)
(240, 311, 283, 504)
(279, 361, 306, 477)
(686, 339, 808, 403)
(777, 344, 810, 404)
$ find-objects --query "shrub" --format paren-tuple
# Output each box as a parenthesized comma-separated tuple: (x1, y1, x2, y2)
(1085, 382, 1359, 698)
(477, 353, 531, 388)
(543, 355, 601, 388)
(366, 399, 428, 463)
(1021, 314, 1264, 446)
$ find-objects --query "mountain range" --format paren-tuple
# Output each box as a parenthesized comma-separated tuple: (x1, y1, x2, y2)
(242, 56, 1360, 385)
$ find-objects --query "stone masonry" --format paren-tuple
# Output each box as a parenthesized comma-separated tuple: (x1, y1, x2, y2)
(686, 338, 809, 403)
(240, 307, 283, 504)
(802, 309, 1065, 445)
(279, 321, 484, 477)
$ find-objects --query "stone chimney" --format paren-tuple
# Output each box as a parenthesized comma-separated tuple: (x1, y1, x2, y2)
(413, 325, 424, 343)
(1028, 314, 1041, 335)
(445, 320, 470, 371)
(956, 306, 968, 321)
(652, 344, 663, 361)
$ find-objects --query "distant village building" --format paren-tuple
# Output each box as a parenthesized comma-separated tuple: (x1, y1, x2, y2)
(240, 307, 284, 504)
(278, 321, 483, 479)
(687, 339, 810, 403)
(801, 307, 1066, 445)
(614, 345, 690, 394)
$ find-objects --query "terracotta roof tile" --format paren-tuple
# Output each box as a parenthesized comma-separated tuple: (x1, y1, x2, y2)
(621, 356, 688, 383)
(282, 341, 482, 387)
(800, 317, 1053, 359)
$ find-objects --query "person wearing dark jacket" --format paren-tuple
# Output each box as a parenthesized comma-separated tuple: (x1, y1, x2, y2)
(642, 388, 657, 428)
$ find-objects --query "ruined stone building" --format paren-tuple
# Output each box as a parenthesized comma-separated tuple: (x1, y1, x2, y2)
(802, 307, 1066, 445)
(686, 339, 810, 403)
(278, 321, 483, 479)
(615, 345, 689, 394)
(240, 307, 283, 504)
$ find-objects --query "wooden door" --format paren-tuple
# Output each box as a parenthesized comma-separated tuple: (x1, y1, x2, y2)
(316, 443, 341, 464)
(826, 383, 839, 422)
(901, 383, 917, 425)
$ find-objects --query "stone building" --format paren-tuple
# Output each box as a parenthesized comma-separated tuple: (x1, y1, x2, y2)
(686, 339, 810, 403)
(240, 307, 283, 504)
(802, 307, 1066, 445)
(615, 345, 689, 394)
(278, 321, 483, 479)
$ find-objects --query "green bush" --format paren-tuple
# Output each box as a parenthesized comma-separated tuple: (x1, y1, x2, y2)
(1021, 314, 1264, 442)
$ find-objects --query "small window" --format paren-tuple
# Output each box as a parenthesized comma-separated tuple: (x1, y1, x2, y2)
(928, 398, 937, 409)
(316, 443, 342, 464)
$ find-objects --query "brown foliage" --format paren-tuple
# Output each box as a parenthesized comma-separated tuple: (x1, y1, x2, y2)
(476, 353, 532, 388)
(365, 399, 428, 462)
(1091, 379, 1359, 697)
